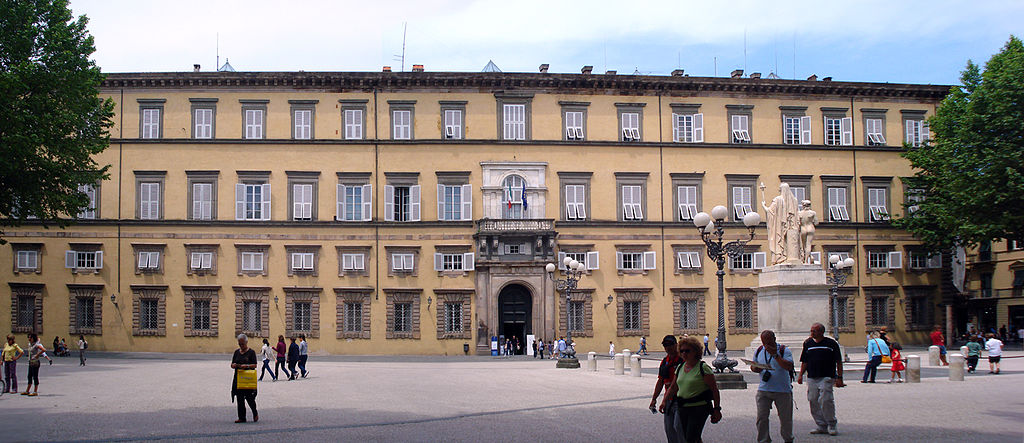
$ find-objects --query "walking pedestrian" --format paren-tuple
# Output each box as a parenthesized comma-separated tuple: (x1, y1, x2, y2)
(230, 334, 259, 423)
(651, 335, 683, 443)
(22, 333, 52, 396)
(887, 342, 905, 383)
(930, 325, 948, 366)
(662, 335, 722, 443)
(286, 337, 300, 381)
(532, 338, 538, 358)
(965, 337, 982, 373)
(703, 334, 711, 356)
(639, 337, 649, 355)
(557, 337, 567, 359)
(797, 323, 844, 436)
(751, 330, 795, 443)
(862, 331, 889, 383)
(537, 339, 545, 359)
(259, 338, 277, 381)
(274, 335, 290, 380)
(77, 335, 87, 366)
(548, 340, 554, 359)
(3, 335, 25, 394)
(298, 334, 309, 378)
(985, 333, 1003, 374)
(608, 341, 615, 358)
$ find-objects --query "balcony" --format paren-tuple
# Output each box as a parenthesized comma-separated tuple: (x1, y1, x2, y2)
(477, 219, 555, 233)
(965, 288, 1022, 299)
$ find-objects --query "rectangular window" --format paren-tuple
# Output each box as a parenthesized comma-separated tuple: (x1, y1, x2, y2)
(784, 116, 801, 144)
(621, 112, 641, 141)
(16, 296, 34, 328)
(623, 301, 642, 331)
(139, 182, 160, 220)
(565, 184, 586, 220)
(338, 184, 372, 221)
(345, 302, 362, 332)
(441, 185, 462, 221)
(824, 116, 852, 146)
(905, 119, 929, 147)
(866, 118, 886, 145)
(444, 302, 463, 333)
(565, 111, 584, 140)
(735, 299, 753, 328)
(140, 299, 159, 330)
(293, 302, 312, 332)
(194, 108, 213, 139)
(827, 187, 850, 221)
(868, 250, 889, 269)
(392, 110, 411, 140)
(832, 296, 849, 327)
(909, 252, 928, 269)
(730, 252, 765, 270)
(292, 183, 313, 220)
(16, 250, 38, 271)
(190, 252, 213, 270)
(677, 185, 698, 220)
(393, 303, 412, 332)
(560, 252, 586, 270)
(243, 301, 261, 332)
(672, 113, 704, 143)
(442, 253, 464, 271)
(568, 301, 584, 332)
(78, 184, 97, 219)
(192, 299, 211, 330)
(244, 109, 264, 139)
(868, 188, 889, 221)
(137, 251, 160, 270)
(619, 252, 643, 270)
(241, 252, 264, 271)
(192, 183, 213, 220)
(790, 186, 806, 204)
(732, 114, 751, 143)
(344, 109, 363, 140)
(65, 250, 102, 270)
(827, 252, 851, 268)
(621, 185, 643, 220)
(236, 183, 271, 221)
(504, 244, 521, 255)
(732, 186, 753, 219)
(293, 109, 312, 140)
(391, 253, 414, 271)
(677, 251, 702, 269)
(77, 298, 96, 329)
(141, 108, 161, 139)
(503, 104, 526, 140)
(291, 252, 314, 271)
(444, 109, 463, 139)
(870, 297, 889, 325)
(680, 299, 698, 330)
(341, 253, 365, 271)
(387, 185, 419, 222)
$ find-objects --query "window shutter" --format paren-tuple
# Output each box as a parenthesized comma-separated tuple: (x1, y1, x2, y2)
(384, 185, 395, 221)
(841, 117, 852, 145)
(463, 253, 475, 271)
(410, 185, 421, 221)
(633, 186, 644, 220)
(433, 253, 443, 271)
(260, 183, 271, 220)
(557, 251, 566, 268)
(575, 185, 586, 219)
(621, 187, 632, 219)
(586, 251, 599, 270)
(800, 116, 812, 144)
(437, 184, 446, 221)
(690, 251, 702, 268)
(94, 251, 103, 269)
(354, 254, 365, 270)
(905, 120, 914, 144)
(692, 113, 704, 142)
(337, 184, 346, 221)
(461, 184, 472, 220)
(642, 251, 656, 270)
(888, 251, 903, 269)
(361, 184, 372, 221)
(565, 186, 576, 219)
(753, 252, 767, 269)
(65, 251, 76, 268)
(291, 253, 301, 270)
(235, 184, 245, 220)
(927, 253, 942, 269)
(193, 184, 203, 219)
(921, 121, 929, 141)
(616, 251, 624, 270)
(292, 184, 304, 219)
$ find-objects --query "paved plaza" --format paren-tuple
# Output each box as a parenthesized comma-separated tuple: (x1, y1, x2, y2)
(1, 347, 1021, 442)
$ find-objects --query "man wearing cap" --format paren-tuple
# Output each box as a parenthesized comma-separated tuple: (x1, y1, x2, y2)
(650, 335, 683, 442)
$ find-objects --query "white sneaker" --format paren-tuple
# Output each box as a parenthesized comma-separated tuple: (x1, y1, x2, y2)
(828, 426, 838, 436)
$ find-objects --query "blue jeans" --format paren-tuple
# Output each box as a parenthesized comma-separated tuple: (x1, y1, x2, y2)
(275, 357, 290, 378)
(260, 359, 276, 380)
(298, 355, 308, 376)
(863, 355, 882, 382)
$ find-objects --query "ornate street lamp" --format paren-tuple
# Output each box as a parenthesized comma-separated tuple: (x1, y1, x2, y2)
(546, 256, 586, 368)
(828, 254, 855, 360)
(693, 205, 760, 373)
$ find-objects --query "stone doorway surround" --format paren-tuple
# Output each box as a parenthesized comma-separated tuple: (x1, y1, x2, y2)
(475, 264, 557, 355)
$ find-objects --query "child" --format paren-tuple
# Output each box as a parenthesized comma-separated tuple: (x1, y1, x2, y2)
(888, 342, 905, 383)
(965, 337, 983, 373)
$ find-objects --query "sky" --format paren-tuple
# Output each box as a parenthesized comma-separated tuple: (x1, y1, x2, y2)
(68, 0, 1023, 85)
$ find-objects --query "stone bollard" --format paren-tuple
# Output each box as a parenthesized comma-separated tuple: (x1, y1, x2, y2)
(623, 349, 631, 362)
(631, 355, 642, 377)
(614, 353, 625, 375)
(949, 354, 965, 381)
(907, 355, 921, 383)
(928, 346, 940, 366)
(588, 352, 598, 372)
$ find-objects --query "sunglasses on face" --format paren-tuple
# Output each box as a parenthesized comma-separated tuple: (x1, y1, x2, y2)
(679, 348, 693, 354)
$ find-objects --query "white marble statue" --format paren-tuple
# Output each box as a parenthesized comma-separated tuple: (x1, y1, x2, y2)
(798, 200, 817, 264)
(760, 182, 801, 265)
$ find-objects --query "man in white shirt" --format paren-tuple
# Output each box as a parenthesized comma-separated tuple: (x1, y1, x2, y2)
(608, 341, 615, 358)
(985, 333, 1003, 374)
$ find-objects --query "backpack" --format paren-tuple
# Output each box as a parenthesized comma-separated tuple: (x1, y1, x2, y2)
(755, 345, 795, 382)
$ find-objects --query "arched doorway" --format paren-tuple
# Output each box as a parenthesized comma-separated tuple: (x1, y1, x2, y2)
(498, 284, 532, 355)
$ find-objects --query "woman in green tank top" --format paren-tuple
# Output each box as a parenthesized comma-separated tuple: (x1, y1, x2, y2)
(663, 336, 721, 443)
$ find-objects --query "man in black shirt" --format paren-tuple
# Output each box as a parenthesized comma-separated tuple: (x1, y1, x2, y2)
(797, 323, 844, 436)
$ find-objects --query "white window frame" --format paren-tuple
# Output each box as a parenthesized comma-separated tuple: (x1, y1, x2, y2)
(905, 119, 929, 147)
(868, 188, 889, 221)
(565, 184, 586, 220)
(392, 109, 411, 140)
(827, 187, 850, 221)
(194, 108, 213, 139)
(384, 185, 421, 222)
(344, 109, 363, 140)
(677, 251, 702, 269)
(292, 183, 313, 221)
(78, 184, 97, 219)
(341, 253, 365, 271)
(673, 113, 703, 143)
(16, 250, 38, 271)
(565, 111, 584, 140)
(433, 252, 475, 272)
(65, 250, 102, 270)
(827, 252, 851, 269)
(866, 118, 886, 145)
(244, 109, 264, 140)
(437, 184, 472, 221)
(337, 184, 372, 222)
(731, 114, 751, 143)
(616, 251, 656, 271)
(730, 251, 766, 270)
(503, 104, 526, 140)
(824, 116, 852, 146)
(240, 252, 264, 272)
(621, 185, 643, 220)
(190, 252, 213, 270)
(391, 253, 414, 271)
(137, 251, 160, 270)
(621, 112, 641, 141)
(142, 108, 161, 139)
(192, 183, 213, 220)
(444, 109, 463, 140)
(677, 185, 697, 220)
(290, 252, 315, 271)
(139, 182, 160, 220)
(732, 186, 753, 219)
(236, 183, 271, 221)
(294, 109, 312, 140)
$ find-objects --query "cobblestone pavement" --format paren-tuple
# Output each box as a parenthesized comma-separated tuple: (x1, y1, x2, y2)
(1, 348, 1021, 442)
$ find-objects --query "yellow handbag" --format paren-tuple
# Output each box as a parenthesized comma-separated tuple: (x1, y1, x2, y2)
(881, 355, 892, 364)
(236, 369, 258, 390)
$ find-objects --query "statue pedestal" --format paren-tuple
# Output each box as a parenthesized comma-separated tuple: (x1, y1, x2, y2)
(745, 264, 834, 362)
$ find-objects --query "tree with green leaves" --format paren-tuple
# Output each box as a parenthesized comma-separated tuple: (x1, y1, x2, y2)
(896, 36, 1024, 252)
(0, 0, 114, 242)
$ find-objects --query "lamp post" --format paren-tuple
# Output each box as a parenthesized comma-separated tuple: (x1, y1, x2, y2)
(827, 254, 855, 359)
(546, 256, 586, 369)
(693, 205, 761, 373)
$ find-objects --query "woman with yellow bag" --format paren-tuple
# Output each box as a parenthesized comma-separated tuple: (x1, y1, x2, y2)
(231, 334, 259, 423)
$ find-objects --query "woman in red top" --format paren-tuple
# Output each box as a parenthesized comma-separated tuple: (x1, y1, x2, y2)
(274, 335, 291, 380)
(650, 335, 682, 443)
(888, 342, 905, 383)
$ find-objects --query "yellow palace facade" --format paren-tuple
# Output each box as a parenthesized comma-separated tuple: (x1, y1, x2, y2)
(2, 68, 950, 355)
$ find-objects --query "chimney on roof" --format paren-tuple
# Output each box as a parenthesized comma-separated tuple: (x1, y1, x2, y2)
(822, 76, 832, 82)
(671, 69, 684, 77)
(539, 64, 549, 73)
(807, 74, 818, 81)
(606, 70, 616, 75)
(382, 66, 392, 72)
(731, 69, 743, 79)
(412, 64, 424, 72)
(749, 72, 761, 79)
(581, 65, 593, 75)
(193, 64, 201, 72)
